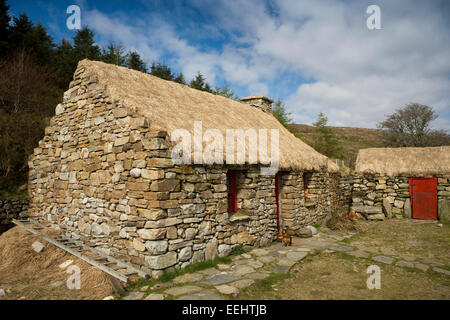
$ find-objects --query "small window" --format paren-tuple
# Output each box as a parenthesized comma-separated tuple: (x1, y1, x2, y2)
(303, 172, 313, 201)
(227, 170, 238, 213)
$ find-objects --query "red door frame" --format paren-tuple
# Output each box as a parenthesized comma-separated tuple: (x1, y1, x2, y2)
(275, 172, 280, 231)
(409, 177, 438, 220)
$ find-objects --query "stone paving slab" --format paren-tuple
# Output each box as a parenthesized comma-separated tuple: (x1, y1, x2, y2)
(177, 290, 222, 300)
(328, 245, 354, 252)
(217, 263, 232, 271)
(215, 285, 239, 296)
(252, 248, 270, 256)
(395, 260, 415, 268)
(165, 285, 203, 296)
(421, 259, 444, 267)
(415, 263, 430, 272)
(199, 268, 221, 276)
(246, 272, 270, 280)
(398, 254, 416, 262)
(257, 255, 276, 264)
(233, 259, 250, 266)
(230, 279, 255, 289)
(233, 265, 255, 276)
(372, 255, 395, 264)
(247, 260, 264, 269)
(270, 251, 282, 257)
(286, 251, 308, 261)
(144, 293, 165, 300)
(356, 245, 379, 254)
(173, 273, 204, 284)
(122, 292, 144, 300)
(432, 267, 450, 276)
(271, 266, 290, 274)
(380, 248, 397, 256)
(346, 250, 370, 259)
(294, 238, 336, 249)
(277, 258, 296, 267)
(201, 273, 241, 286)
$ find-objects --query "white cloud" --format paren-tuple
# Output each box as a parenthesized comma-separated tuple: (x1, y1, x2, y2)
(80, 0, 450, 129)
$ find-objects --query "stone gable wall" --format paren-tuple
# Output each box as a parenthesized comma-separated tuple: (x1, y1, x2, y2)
(28, 64, 332, 277)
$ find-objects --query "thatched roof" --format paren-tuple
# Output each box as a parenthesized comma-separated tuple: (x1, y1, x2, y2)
(355, 146, 450, 177)
(327, 159, 340, 173)
(78, 60, 330, 171)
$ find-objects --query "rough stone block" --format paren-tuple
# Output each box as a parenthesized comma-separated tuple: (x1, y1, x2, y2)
(145, 251, 177, 270)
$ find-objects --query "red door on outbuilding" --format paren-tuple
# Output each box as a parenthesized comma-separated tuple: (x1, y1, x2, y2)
(409, 177, 437, 220)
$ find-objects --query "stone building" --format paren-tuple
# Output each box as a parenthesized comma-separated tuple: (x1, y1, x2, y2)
(28, 59, 336, 277)
(350, 147, 450, 222)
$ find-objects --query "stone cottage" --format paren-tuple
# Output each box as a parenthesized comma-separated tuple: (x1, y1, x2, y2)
(350, 147, 450, 222)
(27, 59, 335, 277)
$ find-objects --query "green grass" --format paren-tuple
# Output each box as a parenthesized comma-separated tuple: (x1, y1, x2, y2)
(0, 186, 28, 200)
(126, 255, 233, 292)
(230, 245, 252, 256)
(313, 223, 321, 229)
(240, 273, 291, 295)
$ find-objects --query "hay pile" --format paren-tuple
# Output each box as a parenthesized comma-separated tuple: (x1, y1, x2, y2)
(326, 212, 363, 232)
(0, 226, 115, 300)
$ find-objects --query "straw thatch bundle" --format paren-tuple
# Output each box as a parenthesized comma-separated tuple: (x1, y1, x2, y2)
(355, 146, 450, 177)
(79, 60, 330, 171)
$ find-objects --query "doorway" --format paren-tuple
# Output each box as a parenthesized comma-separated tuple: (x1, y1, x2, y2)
(409, 177, 437, 220)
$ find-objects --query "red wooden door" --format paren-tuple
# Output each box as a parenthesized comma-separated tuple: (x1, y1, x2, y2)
(409, 177, 437, 220)
(275, 173, 280, 231)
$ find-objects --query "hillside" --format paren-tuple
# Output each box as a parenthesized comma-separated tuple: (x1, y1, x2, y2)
(289, 124, 386, 168)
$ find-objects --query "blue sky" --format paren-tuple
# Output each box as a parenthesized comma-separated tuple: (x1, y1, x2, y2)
(9, 0, 450, 129)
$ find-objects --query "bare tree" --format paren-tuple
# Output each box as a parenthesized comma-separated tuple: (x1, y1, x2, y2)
(0, 50, 58, 187)
(377, 103, 449, 147)
(0, 49, 54, 114)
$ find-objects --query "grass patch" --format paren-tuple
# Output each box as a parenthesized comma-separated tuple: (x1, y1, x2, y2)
(313, 223, 321, 229)
(243, 273, 292, 294)
(159, 256, 232, 283)
(439, 265, 450, 271)
(126, 255, 233, 292)
(334, 251, 357, 261)
(230, 245, 252, 256)
(0, 186, 28, 200)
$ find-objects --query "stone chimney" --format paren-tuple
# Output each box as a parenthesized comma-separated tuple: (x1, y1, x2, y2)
(240, 96, 274, 114)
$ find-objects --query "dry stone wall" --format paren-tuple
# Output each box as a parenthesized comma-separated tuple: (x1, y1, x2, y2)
(329, 173, 352, 214)
(0, 199, 29, 233)
(279, 170, 330, 233)
(27, 63, 332, 277)
(350, 174, 450, 221)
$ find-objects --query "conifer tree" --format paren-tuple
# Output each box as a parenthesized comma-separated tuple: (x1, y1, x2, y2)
(73, 26, 101, 62)
(126, 51, 147, 72)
